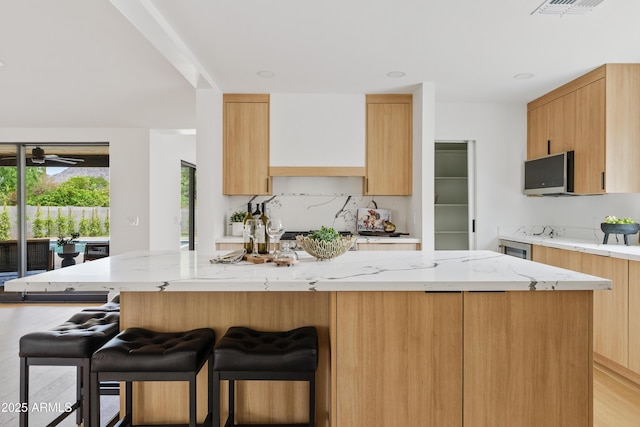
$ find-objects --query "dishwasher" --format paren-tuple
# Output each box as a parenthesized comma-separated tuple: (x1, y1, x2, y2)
(498, 239, 532, 260)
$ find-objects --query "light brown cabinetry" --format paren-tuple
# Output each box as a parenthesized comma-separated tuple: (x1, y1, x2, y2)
(464, 291, 592, 427)
(223, 94, 271, 195)
(365, 94, 412, 195)
(527, 94, 576, 159)
(533, 244, 640, 381)
(335, 292, 462, 427)
(527, 64, 640, 194)
(628, 261, 640, 374)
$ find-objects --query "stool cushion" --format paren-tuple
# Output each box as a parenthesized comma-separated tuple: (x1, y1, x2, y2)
(19, 312, 120, 358)
(92, 327, 215, 373)
(214, 326, 318, 372)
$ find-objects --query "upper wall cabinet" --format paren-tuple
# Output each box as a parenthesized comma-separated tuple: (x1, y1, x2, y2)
(527, 64, 640, 194)
(365, 94, 413, 195)
(223, 94, 271, 195)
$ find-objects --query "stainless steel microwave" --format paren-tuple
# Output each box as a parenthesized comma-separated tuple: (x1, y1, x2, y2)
(524, 151, 574, 196)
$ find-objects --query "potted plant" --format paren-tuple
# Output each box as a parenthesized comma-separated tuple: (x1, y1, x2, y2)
(57, 232, 80, 253)
(230, 211, 247, 236)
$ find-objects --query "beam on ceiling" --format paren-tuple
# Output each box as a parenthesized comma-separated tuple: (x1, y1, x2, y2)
(109, 0, 219, 90)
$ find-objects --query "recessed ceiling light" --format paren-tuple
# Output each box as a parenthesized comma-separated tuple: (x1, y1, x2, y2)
(387, 71, 406, 78)
(257, 70, 275, 78)
(513, 73, 535, 80)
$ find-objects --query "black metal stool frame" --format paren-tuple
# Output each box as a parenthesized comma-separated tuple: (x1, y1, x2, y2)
(19, 356, 90, 427)
(213, 370, 315, 427)
(90, 352, 214, 427)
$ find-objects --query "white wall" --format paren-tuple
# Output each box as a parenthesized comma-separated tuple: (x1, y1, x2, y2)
(415, 83, 436, 250)
(0, 128, 151, 255)
(196, 88, 225, 254)
(149, 131, 196, 250)
(434, 103, 547, 250)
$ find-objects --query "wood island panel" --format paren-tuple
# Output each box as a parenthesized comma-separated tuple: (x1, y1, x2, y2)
(120, 291, 332, 427)
(335, 292, 463, 427)
(463, 291, 593, 427)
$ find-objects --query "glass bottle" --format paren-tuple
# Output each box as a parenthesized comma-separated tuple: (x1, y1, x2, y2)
(243, 203, 253, 252)
(257, 203, 269, 254)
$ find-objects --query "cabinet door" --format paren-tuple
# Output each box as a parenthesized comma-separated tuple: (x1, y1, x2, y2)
(575, 79, 606, 194)
(527, 105, 549, 159)
(581, 252, 628, 366)
(365, 95, 412, 195)
(548, 92, 576, 154)
(532, 245, 581, 271)
(223, 94, 271, 195)
(464, 291, 592, 427)
(335, 292, 462, 427)
(628, 260, 640, 374)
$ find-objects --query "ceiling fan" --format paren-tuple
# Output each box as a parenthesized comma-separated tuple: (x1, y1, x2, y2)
(29, 147, 85, 165)
(2, 147, 85, 165)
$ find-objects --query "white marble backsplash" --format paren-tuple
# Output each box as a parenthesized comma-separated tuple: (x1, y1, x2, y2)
(225, 177, 412, 234)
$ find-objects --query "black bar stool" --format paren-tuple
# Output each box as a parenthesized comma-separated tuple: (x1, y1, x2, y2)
(213, 326, 319, 427)
(90, 327, 216, 427)
(19, 311, 120, 427)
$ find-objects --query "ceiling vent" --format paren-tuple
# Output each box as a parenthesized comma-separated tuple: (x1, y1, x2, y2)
(531, 0, 605, 15)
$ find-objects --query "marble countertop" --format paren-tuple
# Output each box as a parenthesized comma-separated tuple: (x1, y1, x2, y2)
(4, 250, 610, 294)
(498, 226, 640, 261)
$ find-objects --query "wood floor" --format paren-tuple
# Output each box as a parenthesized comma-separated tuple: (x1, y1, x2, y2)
(0, 304, 639, 427)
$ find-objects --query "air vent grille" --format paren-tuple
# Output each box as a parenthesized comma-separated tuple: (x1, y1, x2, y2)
(531, 0, 605, 15)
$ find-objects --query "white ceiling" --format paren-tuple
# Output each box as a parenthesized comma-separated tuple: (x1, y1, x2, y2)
(1, 0, 639, 129)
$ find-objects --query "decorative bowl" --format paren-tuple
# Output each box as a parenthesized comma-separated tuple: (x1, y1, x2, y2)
(296, 235, 356, 260)
(600, 222, 640, 235)
(601, 222, 640, 246)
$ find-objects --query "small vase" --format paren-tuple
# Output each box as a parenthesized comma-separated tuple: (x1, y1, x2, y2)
(62, 244, 76, 254)
(231, 222, 244, 236)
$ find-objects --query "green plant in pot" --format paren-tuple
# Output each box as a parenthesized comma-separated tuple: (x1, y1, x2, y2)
(57, 232, 80, 254)
(230, 211, 247, 236)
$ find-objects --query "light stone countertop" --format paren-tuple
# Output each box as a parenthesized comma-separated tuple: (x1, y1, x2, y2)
(498, 225, 640, 262)
(4, 250, 610, 294)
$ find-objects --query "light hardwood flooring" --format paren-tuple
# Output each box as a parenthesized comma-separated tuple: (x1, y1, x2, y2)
(0, 304, 118, 427)
(0, 304, 639, 427)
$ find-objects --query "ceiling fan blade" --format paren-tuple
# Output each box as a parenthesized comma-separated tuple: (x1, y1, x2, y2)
(46, 157, 77, 165)
(56, 157, 84, 163)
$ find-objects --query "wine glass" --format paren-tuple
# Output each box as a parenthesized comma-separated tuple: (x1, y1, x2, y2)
(266, 219, 285, 255)
(244, 219, 261, 258)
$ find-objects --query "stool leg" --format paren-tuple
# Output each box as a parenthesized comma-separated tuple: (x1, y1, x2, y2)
(89, 371, 100, 427)
(189, 372, 197, 427)
(227, 379, 235, 427)
(126, 381, 133, 422)
(81, 359, 91, 427)
(19, 357, 28, 427)
(309, 373, 315, 427)
(212, 371, 220, 427)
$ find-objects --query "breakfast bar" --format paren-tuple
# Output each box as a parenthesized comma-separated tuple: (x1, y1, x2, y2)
(6, 250, 611, 427)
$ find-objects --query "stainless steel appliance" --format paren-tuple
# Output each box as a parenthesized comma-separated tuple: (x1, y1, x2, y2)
(498, 239, 532, 260)
(524, 151, 575, 196)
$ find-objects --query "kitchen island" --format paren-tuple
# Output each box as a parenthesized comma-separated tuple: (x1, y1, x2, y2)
(6, 250, 610, 427)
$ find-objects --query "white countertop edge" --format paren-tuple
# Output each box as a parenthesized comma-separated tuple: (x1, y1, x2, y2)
(7, 280, 609, 293)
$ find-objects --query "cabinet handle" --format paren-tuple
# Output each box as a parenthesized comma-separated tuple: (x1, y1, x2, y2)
(472, 219, 476, 233)
(266, 178, 270, 193)
(547, 140, 550, 155)
(601, 172, 605, 190)
(365, 178, 369, 194)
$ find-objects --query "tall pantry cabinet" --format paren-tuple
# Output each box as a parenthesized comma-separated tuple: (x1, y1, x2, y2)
(434, 141, 476, 250)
